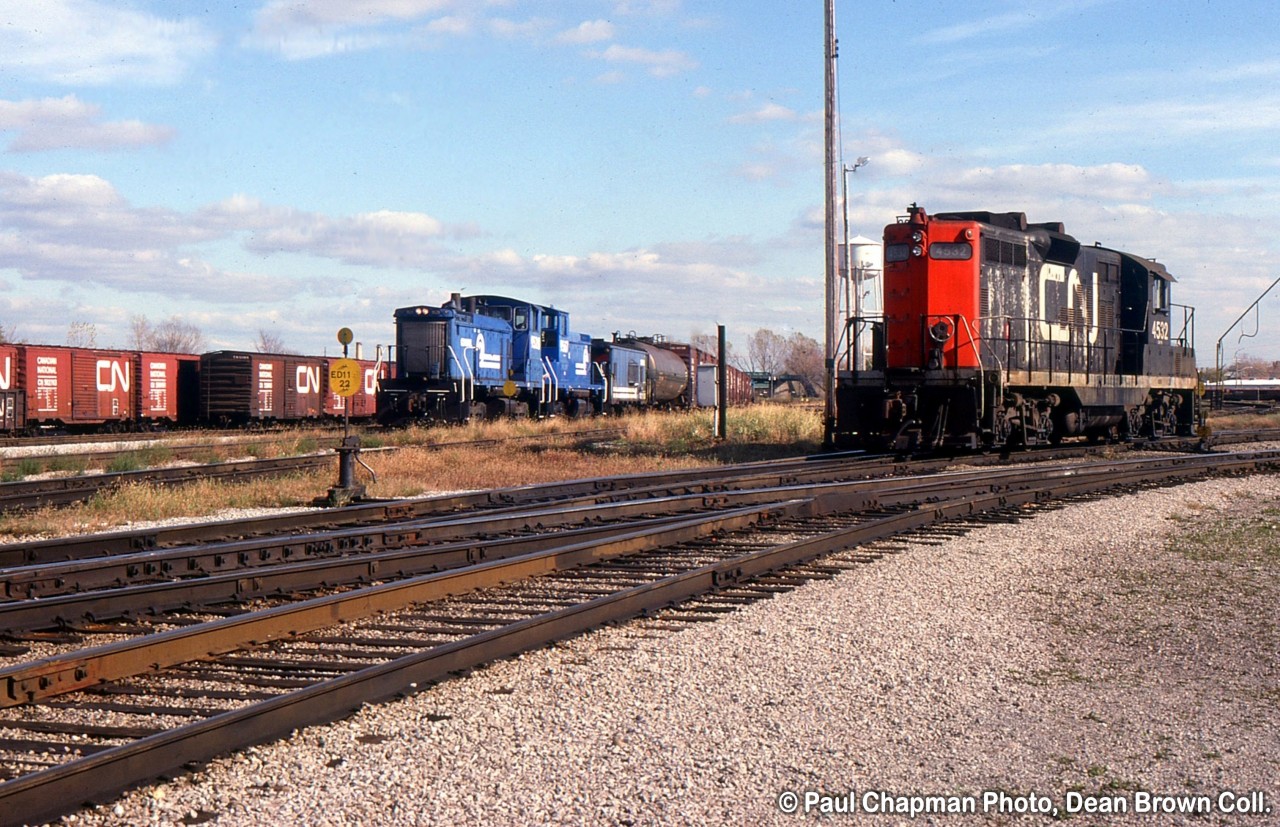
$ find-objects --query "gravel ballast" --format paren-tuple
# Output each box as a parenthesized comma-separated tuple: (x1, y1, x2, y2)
(47, 473, 1280, 826)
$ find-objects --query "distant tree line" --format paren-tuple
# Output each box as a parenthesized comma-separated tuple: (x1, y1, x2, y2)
(691, 328, 825, 395)
(1215, 352, 1280, 381)
(0, 317, 291, 355)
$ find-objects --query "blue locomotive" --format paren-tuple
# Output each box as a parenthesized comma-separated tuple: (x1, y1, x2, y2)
(378, 294, 602, 422)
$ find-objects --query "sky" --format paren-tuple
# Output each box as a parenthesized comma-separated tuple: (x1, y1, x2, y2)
(1, 0, 1280, 365)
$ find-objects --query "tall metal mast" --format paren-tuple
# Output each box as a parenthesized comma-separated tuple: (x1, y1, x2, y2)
(822, 0, 840, 445)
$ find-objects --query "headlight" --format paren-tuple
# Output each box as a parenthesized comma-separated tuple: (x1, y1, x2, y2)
(911, 230, 925, 243)
(911, 244, 925, 257)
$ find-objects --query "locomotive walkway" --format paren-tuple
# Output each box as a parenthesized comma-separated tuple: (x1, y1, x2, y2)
(0, 446, 1277, 824)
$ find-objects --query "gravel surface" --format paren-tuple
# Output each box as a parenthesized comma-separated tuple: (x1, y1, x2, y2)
(42, 472, 1280, 827)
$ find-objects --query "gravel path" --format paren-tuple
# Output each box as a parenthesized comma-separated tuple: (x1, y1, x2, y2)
(49, 472, 1280, 826)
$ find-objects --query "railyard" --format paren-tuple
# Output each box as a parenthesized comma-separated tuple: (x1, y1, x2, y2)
(0, 416, 1275, 825)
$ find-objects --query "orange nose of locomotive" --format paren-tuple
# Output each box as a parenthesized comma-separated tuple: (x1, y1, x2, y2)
(882, 205, 981, 370)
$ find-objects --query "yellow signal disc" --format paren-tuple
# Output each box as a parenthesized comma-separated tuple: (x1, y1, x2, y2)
(329, 358, 362, 397)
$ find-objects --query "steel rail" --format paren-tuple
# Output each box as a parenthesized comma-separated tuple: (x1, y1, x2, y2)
(2, 451, 1271, 631)
(0, 495, 852, 631)
(3, 449, 1275, 697)
(3, 448, 1278, 825)
(0, 444, 1113, 567)
(0, 500, 812, 708)
(0, 452, 877, 565)
(0, 453, 1193, 602)
(0, 453, 1184, 610)
(0, 454, 333, 512)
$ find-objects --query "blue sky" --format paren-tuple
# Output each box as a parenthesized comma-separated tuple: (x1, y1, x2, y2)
(1, 0, 1279, 364)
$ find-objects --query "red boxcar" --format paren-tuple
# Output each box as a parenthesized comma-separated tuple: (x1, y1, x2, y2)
(283, 356, 324, 419)
(0, 344, 23, 431)
(135, 352, 201, 426)
(71, 349, 134, 425)
(200, 351, 327, 423)
(17, 346, 73, 425)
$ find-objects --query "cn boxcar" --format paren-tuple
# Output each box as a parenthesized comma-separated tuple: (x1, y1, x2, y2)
(135, 352, 200, 428)
(200, 351, 327, 425)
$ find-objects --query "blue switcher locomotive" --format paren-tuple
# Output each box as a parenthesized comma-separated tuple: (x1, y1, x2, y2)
(378, 293, 601, 422)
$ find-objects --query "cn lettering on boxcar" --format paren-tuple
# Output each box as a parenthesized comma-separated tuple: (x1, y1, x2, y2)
(95, 359, 130, 393)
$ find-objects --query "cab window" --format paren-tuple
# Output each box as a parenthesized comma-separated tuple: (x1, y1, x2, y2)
(513, 308, 529, 331)
(1153, 278, 1169, 312)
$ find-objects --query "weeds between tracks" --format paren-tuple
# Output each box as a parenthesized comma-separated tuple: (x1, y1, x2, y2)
(0, 406, 823, 540)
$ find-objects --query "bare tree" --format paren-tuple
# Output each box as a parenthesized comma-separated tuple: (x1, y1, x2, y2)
(255, 328, 289, 354)
(784, 331, 825, 393)
(0, 322, 16, 344)
(129, 315, 152, 350)
(130, 315, 206, 353)
(744, 328, 788, 375)
(689, 331, 735, 365)
(66, 320, 97, 348)
(151, 318, 205, 353)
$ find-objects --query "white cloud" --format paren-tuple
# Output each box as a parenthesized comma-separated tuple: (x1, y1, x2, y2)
(250, 0, 458, 35)
(0, 0, 214, 85)
(0, 96, 174, 152)
(729, 102, 801, 124)
(589, 44, 697, 78)
(945, 162, 1164, 203)
(556, 20, 616, 45)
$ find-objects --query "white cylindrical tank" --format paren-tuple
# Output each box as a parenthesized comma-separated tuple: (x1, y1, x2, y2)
(848, 235, 882, 278)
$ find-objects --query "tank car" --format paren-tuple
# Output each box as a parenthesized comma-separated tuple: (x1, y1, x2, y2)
(379, 294, 602, 423)
(831, 204, 1200, 451)
(591, 336, 689, 411)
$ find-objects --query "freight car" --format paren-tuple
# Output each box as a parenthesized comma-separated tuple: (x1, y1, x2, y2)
(591, 335, 754, 412)
(830, 204, 1200, 451)
(0, 345, 201, 433)
(0, 343, 383, 434)
(199, 351, 384, 427)
(378, 295, 754, 424)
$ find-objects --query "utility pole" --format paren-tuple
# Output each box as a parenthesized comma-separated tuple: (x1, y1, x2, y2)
(822, 0, 840, 447)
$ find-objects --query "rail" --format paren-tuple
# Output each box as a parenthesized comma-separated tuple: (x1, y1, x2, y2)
(1, 448, 1278, 824)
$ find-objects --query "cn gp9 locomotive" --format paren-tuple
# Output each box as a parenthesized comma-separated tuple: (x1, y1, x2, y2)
(831, 205, 1200, 451)
(377, 294, 752, 423)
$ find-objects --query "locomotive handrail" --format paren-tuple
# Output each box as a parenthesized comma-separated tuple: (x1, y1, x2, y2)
(592, 360, 610, 408)
(540, 356, 558, 413)
(955, 313, 987, 427)
(841, 313, 885, 374)
(448, 345, 473, 404)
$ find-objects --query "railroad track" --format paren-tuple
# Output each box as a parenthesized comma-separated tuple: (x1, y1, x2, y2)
(0, 453, 335, 513)
(0, 446, 1278, 824)
(0, 426, 627, 513)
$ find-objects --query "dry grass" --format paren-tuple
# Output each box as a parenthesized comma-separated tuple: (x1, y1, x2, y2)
(1206, 409, 1280, 429)
(0, 404, 823, 540)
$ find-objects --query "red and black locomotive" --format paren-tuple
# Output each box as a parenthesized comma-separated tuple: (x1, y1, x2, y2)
(831, 205, 1200, 451)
